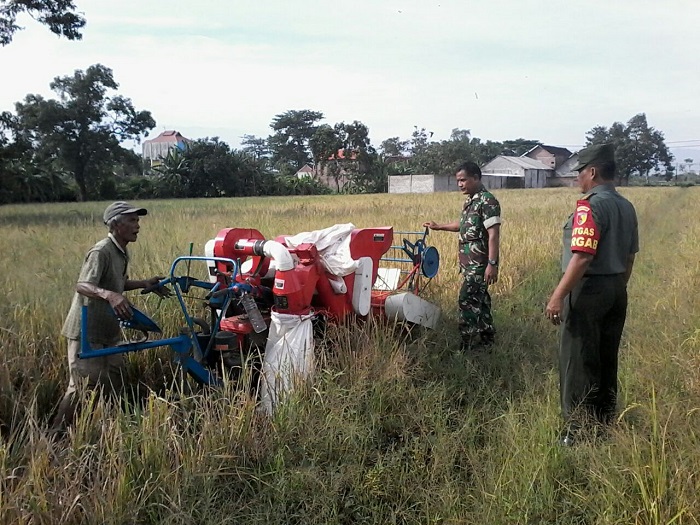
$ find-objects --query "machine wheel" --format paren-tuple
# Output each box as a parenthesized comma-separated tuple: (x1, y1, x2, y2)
(420, 246, 440, 278)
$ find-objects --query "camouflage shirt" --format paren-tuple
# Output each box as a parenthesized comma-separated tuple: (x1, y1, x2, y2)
(459, 185, 502, 272)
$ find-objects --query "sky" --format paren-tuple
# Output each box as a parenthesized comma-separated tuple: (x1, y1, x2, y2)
(2, 0, 699, 166)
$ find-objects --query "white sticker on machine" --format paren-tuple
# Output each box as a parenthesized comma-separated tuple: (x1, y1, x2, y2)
(275, 279, 285, 289)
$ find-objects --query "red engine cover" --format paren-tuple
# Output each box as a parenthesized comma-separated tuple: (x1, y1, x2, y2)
(212, 227, 269, 283)
(313, 227, 393, 321)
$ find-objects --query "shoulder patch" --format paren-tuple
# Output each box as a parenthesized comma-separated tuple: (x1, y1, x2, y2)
(570, 199, 599, 255)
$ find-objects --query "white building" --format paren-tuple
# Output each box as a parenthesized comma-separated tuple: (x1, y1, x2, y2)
(142, 130, 191, 166)
(388, 174, 460, 193)
(481, 156, 551, 189)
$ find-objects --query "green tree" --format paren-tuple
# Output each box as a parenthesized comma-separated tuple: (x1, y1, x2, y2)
(0, 0, 86, 45)
(268, 109, 324, 172)
(337, 120, 372, 153)
(470, 138, 510, 165)
(406, 128, 479, 175)
(379, 137, 410, 157)
(151, 148, 191, 197)
(152, 138, 272, 198)
(684, 158, 694, 174)
(500, 138, 541, 156)
(309, 124, 342, 179)
(323, 120, 382, 193)
(1, 64, 155, 200)
(585, 113, 673, 185)
(409, 126, 433, 157)
(240, 134, 270, 163)
(336, 120, 378, 180)
(0, 155, 71, 203)
(0, 111, 74, 202)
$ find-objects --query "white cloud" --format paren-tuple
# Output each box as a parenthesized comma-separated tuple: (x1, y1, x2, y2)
(1, 0, 698, 152)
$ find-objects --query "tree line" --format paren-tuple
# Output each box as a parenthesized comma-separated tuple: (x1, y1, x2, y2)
(0, 63, 676, 205)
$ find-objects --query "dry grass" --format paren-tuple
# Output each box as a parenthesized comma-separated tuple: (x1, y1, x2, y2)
(1, 187, 699, 524)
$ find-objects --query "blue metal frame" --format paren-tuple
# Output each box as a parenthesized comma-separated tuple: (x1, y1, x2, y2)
(78, 255, 242, 387)
(378, 228, 440, 288)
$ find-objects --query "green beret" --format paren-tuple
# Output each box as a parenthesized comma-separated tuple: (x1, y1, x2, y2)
(572, 143, 615, 172)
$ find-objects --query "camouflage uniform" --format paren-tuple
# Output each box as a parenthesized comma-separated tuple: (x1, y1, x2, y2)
(458, 185, 502, 346)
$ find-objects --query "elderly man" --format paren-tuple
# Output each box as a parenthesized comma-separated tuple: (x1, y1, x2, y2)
(546, 144, 639, 446)
(424, 161, 502, 350)
(52, 201, 167, 430)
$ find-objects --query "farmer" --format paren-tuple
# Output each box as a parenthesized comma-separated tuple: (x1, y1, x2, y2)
(545, 144, 639, 446)
(52, 201, 169, 431)
(423, 161, 502, 350)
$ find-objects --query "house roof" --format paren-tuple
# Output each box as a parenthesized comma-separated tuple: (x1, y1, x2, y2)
(329, 148, 358, 161)
(555, 153, 579, 177)
(144, 130, 191, 144)
(488, 156, 552, 170)
(522, 144, 573, 158)
(483, 172, 525, 178)
(295, 164, 314, 174)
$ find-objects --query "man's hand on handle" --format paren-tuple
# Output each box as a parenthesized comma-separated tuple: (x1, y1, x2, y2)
(141, 275, 172, 298)
(107, 291, 133, 320)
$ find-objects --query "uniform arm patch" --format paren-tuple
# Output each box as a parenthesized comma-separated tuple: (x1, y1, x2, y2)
(570, 199, 599, 255)
(483, 216, 502, 229)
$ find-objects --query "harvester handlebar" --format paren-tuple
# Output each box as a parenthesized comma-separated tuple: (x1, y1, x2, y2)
(141, 277, 173, 295)
(209, 282, 254, 299)
(210, 287, 232, 299)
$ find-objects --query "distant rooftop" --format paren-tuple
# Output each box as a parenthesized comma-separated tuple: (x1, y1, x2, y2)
(329, 148, 358, 161)
(522, 144, 572, 157)
(143, 130, 191, 144)
(495, 156, 552, 170)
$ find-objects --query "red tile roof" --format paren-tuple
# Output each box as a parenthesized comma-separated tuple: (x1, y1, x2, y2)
(328, 148, 358, 161)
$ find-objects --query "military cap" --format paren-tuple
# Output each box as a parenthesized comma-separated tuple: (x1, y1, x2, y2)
(572, 143, 615, 172)
(103, 201, 147, 224)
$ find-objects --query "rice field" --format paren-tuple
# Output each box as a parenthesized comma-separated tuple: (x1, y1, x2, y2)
(0, 186, 699, 524)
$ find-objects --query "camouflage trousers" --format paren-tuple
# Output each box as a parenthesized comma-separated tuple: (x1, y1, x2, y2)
(458, 269, 495, 343)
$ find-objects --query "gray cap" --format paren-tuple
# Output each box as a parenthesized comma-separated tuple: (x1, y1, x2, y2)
(572, 143, 615, 172)
(103, 201, 148, 224)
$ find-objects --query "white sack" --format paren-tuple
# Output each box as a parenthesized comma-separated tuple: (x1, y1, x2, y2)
(284, 223, 358, 277)
(259, 311, 315, 415)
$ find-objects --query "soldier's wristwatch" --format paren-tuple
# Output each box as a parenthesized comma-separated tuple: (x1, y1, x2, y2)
(488, 259, 499, 266)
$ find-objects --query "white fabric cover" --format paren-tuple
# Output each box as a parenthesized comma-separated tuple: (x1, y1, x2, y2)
(259, 311, 315, 414)
(284, 223, 358, 278)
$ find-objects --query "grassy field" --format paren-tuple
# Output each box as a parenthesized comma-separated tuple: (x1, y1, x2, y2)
(1, 187, 699, 524)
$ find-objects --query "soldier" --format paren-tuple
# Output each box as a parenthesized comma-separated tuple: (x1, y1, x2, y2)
(424, 161, 502, 350)
(545, 144, 639, 446)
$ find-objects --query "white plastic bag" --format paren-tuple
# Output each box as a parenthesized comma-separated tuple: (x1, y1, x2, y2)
(284, 223, 358, 277)
(259, 311, 315, 414)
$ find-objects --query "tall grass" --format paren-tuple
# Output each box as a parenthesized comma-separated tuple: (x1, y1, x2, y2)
(0, 187, 699, 524)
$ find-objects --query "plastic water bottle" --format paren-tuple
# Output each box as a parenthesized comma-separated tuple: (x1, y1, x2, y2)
(240, 293, 267, 333)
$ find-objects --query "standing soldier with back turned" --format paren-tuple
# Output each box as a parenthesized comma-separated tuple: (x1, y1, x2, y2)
(546, 144, 639, 446)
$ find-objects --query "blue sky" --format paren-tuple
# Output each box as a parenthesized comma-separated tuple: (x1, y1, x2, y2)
(2, 0, 699, 165)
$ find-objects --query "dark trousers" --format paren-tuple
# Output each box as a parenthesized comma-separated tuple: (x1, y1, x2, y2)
(560, 274, 628, 424)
